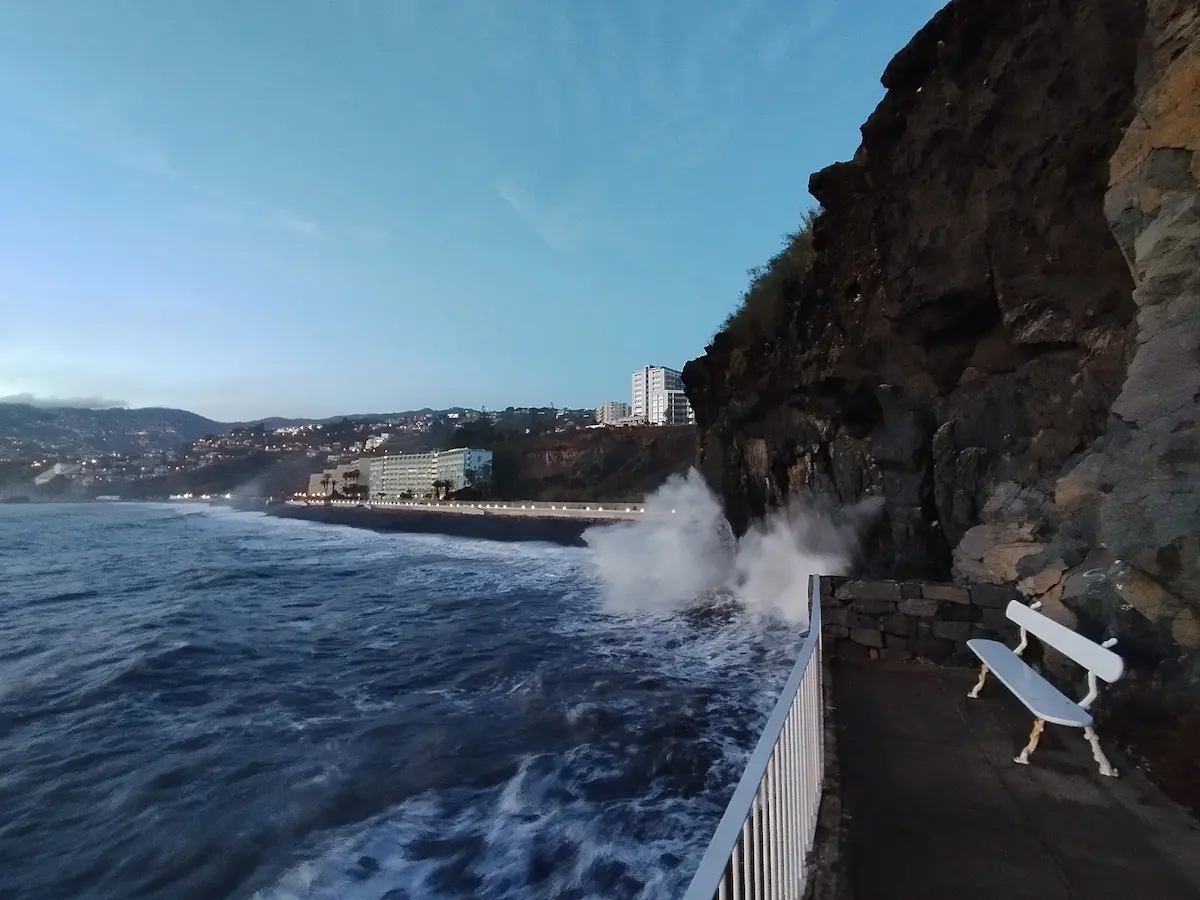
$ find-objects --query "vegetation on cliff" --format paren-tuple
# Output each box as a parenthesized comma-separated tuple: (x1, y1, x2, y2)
(718, 209, 819, 345)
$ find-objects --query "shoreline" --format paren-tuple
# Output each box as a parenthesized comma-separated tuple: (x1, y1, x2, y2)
(264, 502, 619, 546)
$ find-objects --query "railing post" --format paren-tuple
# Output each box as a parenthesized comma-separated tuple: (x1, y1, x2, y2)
(752, 797, 764, 900)
(730, 830, 743, 900)
(741, 809, 754, 899)
(767, 753, 778, 900)
(786, 710, 798, 895)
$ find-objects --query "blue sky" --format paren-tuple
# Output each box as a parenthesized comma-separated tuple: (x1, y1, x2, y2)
(0, 0, 945, 421)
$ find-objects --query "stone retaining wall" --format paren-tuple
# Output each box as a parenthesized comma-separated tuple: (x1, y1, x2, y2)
(819, 576, 1021, 666)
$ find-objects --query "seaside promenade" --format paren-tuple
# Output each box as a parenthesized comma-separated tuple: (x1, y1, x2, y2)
(292, 498, 647, 522)
(269, 497, 647, 544)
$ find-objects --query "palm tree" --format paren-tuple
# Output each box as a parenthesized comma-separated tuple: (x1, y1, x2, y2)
(319, 473, 331, 496)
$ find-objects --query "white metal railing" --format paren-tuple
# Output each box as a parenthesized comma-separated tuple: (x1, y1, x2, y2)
(682, 576, 825, 900)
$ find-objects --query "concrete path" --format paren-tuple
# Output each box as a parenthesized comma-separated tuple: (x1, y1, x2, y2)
(834, 662, 1200, 900)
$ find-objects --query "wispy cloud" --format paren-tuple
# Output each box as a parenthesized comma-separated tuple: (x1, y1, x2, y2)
(184, 200, 388, 248)
(36, 94, 177, 180)
(760, 30, 794, 71)
(495, 179, 579, 254)
(806, 0, 836, 33)
(268, 207, 324, 239)
(616, 2, 765, 171)
(347, 225, 391, 244)
(27, 92, 369, 248)
(479, 2, 786, 253)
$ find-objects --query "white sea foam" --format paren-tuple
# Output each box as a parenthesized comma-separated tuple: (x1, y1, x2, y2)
(251, 743, 726, 900)
(584, 468, 881, 625)
(246, 524, 793, 900)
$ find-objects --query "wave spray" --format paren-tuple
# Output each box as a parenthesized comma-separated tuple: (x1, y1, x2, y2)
(583, 469, 882, 626)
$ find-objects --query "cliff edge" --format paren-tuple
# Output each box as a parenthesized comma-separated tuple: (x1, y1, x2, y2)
(684, 0, 1200, 683)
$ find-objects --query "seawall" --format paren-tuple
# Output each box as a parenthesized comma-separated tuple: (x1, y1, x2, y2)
(265, 503, 618, 546)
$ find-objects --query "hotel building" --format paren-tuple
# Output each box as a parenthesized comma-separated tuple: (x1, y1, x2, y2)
(367, 448, 492, 498)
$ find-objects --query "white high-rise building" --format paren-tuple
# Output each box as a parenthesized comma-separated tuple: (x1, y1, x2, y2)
(650, 390, 695, 427)
(631, 365, 694, 426)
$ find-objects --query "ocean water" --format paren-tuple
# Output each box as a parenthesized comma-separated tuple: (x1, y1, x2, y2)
(0, 503, 800, 900)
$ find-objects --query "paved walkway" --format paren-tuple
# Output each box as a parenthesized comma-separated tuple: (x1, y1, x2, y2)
(834, 662, 1200, 900)
(312, 499, 645, 521)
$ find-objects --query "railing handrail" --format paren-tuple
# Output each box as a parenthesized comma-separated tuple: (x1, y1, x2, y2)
(681, 575, 823, 900)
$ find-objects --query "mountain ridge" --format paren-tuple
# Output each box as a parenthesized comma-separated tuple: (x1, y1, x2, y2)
(0, 403, 225, 458)
(0, 401, 597, 458)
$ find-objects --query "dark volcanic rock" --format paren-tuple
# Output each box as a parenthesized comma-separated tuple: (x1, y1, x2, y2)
(686, 0, 1200, 672)
(684, 0, 1142, 580)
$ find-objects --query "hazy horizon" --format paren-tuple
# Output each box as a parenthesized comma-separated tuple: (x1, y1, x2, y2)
(0, 393, 601, 420)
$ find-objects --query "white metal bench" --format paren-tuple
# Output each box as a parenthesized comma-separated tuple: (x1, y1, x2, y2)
(966, 599, 1124, 777)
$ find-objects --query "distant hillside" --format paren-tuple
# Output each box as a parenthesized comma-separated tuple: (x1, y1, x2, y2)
(0, 400, 601, 471)
(230, 408, 526, 430)
(0, 403, 224, 458)
(233, 415, 389, 430)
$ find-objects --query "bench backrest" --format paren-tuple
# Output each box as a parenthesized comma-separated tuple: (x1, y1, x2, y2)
(1006, 600, 1125, 683)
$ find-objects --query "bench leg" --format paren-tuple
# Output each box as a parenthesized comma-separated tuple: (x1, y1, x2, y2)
(967, 664, 989, 699)
(1083, 726, 1118, 777)
(1015, 717, 1045, 765)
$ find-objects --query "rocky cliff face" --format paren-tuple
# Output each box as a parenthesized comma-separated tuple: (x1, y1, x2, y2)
(684, 0, 1200, 679)
(508, 426, 697, 501)
(1072, 0, 1199, 674)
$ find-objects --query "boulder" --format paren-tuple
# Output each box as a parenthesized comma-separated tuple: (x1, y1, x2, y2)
(1017, 564, 1066, 599)
(1172, 609, 1200, 651)
(952, 522, 1045, 584)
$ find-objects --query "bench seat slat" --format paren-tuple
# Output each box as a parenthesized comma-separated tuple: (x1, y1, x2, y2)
(967, 639, 1093, 727)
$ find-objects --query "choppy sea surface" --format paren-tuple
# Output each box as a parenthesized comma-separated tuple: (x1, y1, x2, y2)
(0, 503, 798, 900)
